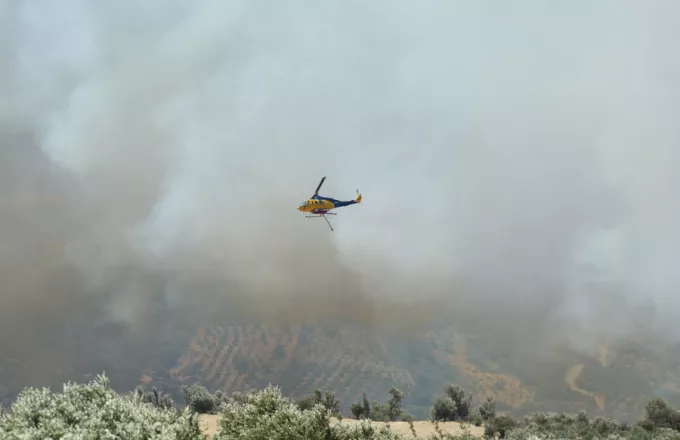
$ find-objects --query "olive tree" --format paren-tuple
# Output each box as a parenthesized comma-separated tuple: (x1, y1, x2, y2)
(0, 374, 204, 440)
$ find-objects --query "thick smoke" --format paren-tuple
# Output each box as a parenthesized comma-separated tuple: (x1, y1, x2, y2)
(2, 0, 680, 390)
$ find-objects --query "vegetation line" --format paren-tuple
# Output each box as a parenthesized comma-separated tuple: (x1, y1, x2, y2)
(1, 372, 679, 439)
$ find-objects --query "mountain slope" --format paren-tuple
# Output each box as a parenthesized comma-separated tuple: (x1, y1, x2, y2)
(156, 322, 680, 421)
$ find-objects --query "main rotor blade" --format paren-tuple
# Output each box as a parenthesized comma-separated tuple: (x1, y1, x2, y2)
(314, 176, 326, 196)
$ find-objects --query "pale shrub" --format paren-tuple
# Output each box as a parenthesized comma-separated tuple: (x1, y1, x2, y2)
(502, 410, 629, 440)
(652, 428, 680, 440)
(213, 384, 407, 440)
(0, 373, 205, 440)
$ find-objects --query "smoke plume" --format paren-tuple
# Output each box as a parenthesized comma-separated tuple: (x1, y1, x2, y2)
(2, 0, 680, 390)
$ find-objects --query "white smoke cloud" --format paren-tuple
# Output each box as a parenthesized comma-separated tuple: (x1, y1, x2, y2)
(3, 0, 680, 373)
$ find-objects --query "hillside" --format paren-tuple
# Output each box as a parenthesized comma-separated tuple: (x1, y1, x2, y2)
(137, 321, 680, 423)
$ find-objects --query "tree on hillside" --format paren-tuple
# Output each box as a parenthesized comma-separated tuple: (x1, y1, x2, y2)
(639, 397, 680, 432)
(356, 387, 411, 423)
(369, 401, 391, 422)
(350, 392, 371, 420)
(444, 384, 472, 419)
(134, 385, 174, 410)
(181, 383, 229, 414)
(387, 387, 405, 421)
(363, 392, 371, 418)
(430, 383, 472, 422)
(350, 401, 365, 419)
(296, 388, 341, 416)
(477, 396, 496, 421)
(430, 396, 457, 422)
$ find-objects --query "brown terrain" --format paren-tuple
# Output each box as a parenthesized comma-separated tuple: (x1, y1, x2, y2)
(167, 323, 417, 403)
(197, 414, 485, 438)
(446, 338, 534, 409)
(172, 322, 537, 409)
(564, 364, 606, 411)
(159, 322, 680, 422)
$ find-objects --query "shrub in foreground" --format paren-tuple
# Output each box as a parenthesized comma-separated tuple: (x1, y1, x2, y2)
(0, 374, 205, 440)
(214, 384, 412, 440)
(7, 373, 680, 440)
(499, 406, 680, 440)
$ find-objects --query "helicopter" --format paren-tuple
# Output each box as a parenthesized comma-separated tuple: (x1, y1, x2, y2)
(297, 176, 362, 231)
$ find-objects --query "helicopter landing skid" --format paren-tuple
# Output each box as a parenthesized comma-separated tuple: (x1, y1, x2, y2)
(305, 212, 336, 231)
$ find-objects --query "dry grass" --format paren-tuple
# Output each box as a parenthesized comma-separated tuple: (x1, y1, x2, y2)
(434, 334, 533, 409)
(198, 414, 220, 437)
(198, 414, 485, 438)
(334, 418, 486, 438)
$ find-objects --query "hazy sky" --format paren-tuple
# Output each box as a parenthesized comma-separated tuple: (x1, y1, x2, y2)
(2, 0, 680, 387)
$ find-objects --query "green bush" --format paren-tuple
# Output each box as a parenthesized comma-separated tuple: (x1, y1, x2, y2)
(6, 373, 680, 440)
(370, 402, 392, 422)
(642, 397, 680, 432)
(430, 384, 473, 422)
(0, 374, 204, 440)
(444, 385, 472, 420)
(387, 387, 406, 422)
(213, 384, 405, 440)
(484, 414, 517, 439)
(296, 389, 341, 416)
(349, 392, 372, 420)
(182, 383, 235, 415)
(135, 385, 175, 410)
(477, 396, 496, 421)
(502, 409, 638, 440)
(349, 388, 409, 423)
(431, 396, 457, 422)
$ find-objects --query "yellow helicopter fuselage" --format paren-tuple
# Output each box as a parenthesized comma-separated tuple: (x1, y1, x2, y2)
(297, 198, 335, 212)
